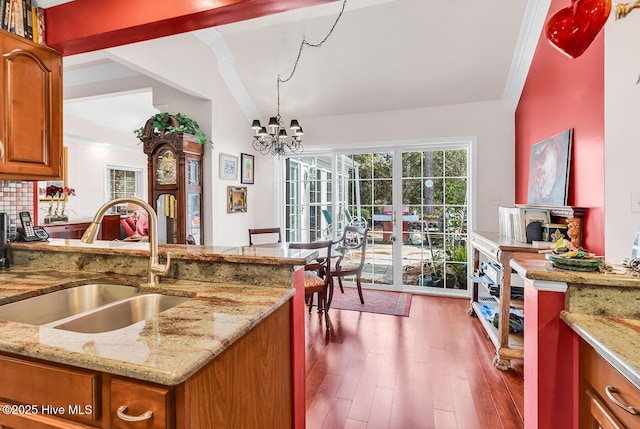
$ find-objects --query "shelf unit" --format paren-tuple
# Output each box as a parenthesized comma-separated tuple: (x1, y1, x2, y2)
(469, 231, 545, 370)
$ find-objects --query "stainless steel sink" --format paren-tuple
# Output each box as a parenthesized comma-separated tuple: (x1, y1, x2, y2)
(53, 294, 190, 333)
(0, 284, 140, 325)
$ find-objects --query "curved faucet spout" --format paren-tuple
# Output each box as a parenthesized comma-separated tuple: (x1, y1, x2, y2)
(81, 197, 171, 286)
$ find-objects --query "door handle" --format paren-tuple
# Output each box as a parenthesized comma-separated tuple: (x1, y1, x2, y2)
(392, 210, 397, 225)
(0, 140, 4, 161)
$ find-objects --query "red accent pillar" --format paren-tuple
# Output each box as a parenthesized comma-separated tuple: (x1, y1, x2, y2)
(524, 281, 579, 429)
(291, 267, 305, 429)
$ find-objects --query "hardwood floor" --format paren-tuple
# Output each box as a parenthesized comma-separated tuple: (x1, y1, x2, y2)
(305, 294, 524, 429)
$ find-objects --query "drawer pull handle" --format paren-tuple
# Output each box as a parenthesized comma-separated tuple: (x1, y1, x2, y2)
(116, 405, 153, 422)
(605, 385, 640, 415)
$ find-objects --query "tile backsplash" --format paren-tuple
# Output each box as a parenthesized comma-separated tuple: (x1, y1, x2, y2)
(0, 181, 36, 228)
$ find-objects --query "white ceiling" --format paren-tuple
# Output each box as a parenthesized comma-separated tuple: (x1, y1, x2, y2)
(61, 0, 549, 149)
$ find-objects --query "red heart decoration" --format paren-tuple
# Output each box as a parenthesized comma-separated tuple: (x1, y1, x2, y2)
(545, 0, 611, 58)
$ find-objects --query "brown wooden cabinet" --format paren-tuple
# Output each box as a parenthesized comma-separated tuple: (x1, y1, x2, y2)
(0, 302, 292, 429)
(580, 340, 640, 429)
(43, 215, 121, 240)
(0, 30, 63, 181)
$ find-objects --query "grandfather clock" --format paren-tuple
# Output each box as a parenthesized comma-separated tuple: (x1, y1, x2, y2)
(142, 118, 203, 245)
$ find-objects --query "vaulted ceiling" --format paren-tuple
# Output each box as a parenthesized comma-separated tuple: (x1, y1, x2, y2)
(59, 0, 550, 149)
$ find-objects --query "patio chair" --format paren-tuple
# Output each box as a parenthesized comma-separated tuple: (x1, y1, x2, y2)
(248, 227, 282, 245)
(321, 209, 333, 237)
(330, 225, 368, 304)
(289, 240, 333, 330)
(344, 208, 367, 228)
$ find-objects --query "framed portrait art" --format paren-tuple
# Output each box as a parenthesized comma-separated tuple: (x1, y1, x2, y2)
(219, 153, 238, 180)
(240, 153, 254, 184)
(227, 186, 247, 213)
(527, 129, 573, 206)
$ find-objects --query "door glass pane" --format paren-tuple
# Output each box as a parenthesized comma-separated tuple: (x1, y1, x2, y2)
(187, 193, 201, 245)
(344, 153, 393, 286)
(156, 194, 178, 244)
(285, 156, 332, 242)
(401, 149, 468, 290)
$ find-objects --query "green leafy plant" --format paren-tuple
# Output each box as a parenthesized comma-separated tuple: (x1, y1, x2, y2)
(446, 244, 468, 288)
(134, 112, 213, 148)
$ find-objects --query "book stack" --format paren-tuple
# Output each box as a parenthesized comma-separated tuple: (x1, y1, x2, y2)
(498, 206, 551, 243)
(1, 0, 45, 44)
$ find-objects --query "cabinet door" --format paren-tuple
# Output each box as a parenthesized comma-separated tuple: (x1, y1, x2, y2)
(586, 389, 626, 429)
(111, 378, 173, 429)
(0, 32, 62, 180)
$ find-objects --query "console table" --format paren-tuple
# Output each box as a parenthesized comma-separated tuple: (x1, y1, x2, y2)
(469, 231, 545, 369)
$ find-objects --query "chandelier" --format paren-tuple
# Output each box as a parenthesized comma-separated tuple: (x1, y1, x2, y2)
(250, 0, 347, 156)
(251, 79, 303, 156)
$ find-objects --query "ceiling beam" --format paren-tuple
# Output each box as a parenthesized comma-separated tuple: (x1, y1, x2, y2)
(45, 0, 340, 56)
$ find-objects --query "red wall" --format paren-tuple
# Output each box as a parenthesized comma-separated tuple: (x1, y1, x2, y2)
(515, 0, 605, 255)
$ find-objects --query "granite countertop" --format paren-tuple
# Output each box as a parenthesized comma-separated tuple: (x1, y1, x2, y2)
(0, 267, 294, 386)
(510, 257, 640, 287)
(9, 239, 315, 266)
(510, 256, 640, 390)
(562, 311, 640, 390)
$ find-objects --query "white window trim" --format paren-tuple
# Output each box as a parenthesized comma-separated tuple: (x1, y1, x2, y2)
(104, 164, 145, 206)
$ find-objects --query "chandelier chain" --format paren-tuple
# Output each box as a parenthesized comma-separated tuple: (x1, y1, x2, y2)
(276, 0, 348, 114)
(253, 0, 347, 157)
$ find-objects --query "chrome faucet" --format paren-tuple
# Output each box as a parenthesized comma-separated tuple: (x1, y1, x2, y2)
(81, 197, 171, 287)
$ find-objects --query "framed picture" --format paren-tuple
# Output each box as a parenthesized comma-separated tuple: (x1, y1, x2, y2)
(240, 153, 255, 184)
(227, 186, 247, 213)
(219, 153, 238, 180)
(527, 129, 573, 206)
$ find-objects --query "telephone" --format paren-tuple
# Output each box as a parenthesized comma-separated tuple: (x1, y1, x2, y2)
(17, 212, 49, 242)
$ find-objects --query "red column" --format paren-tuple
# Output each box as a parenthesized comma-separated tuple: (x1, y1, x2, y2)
(524, 280, 579, 429)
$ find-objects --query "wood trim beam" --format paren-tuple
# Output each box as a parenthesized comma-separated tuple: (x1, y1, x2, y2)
(45, 0, 340, 56)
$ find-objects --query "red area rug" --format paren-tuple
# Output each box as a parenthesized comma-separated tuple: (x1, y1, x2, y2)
(329, 287, 412, 317)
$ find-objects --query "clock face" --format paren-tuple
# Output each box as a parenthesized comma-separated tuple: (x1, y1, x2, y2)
(156, 149, 177, 185)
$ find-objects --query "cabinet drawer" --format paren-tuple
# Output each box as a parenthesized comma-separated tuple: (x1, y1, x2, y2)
(0, 355, 100, 423)
(111, 378, 173, 429)
(582, 343, 640, 428)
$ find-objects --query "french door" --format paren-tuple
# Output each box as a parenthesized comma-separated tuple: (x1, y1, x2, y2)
(283, 143, 470, 296)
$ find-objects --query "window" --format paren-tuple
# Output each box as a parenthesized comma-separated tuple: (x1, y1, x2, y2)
(106, 165, 143, 214)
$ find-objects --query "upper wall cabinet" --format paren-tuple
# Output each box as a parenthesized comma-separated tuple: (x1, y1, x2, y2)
(0, 30, 62, 181)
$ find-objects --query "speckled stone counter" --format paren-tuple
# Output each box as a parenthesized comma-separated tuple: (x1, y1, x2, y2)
(0, 239, 318, 386)
(0, 267, 294, 385)
(9, 239, 315, 287)
(511, 257, 640, 389)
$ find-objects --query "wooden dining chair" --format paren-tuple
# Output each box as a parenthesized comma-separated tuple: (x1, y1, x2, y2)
(289, 240, 333, 330)
(330, 225, 368, 304)
(248, 227, 282, 245)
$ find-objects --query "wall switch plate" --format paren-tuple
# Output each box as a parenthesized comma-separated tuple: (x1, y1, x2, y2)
(632, 192, 640, 212)
(488, 193, 500, 206)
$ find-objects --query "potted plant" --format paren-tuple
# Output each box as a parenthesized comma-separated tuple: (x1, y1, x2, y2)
(446, 243, 468, 288)
(134, 112, 213, 148)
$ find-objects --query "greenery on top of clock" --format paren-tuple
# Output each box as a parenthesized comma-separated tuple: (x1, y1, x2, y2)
(134, 112, 213, 148)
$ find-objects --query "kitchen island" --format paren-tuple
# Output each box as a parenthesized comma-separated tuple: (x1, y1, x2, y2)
(0, 239, 315, 429)
(510, 257, 640, 429)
